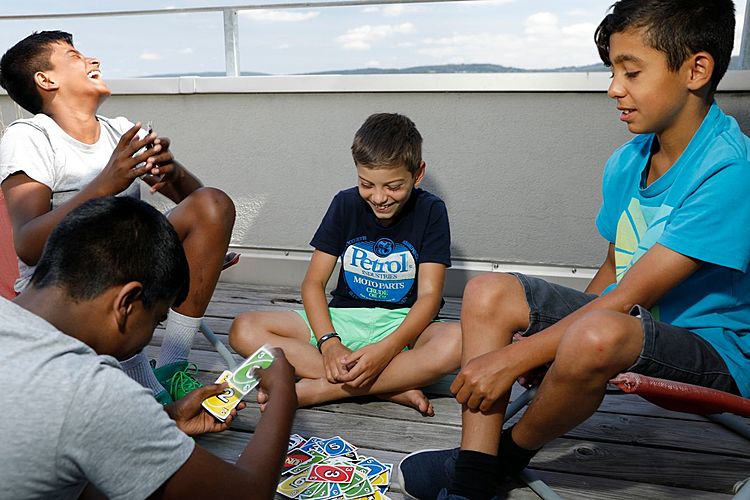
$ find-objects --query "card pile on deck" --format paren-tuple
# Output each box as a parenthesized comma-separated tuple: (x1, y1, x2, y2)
(202, 345, 275, 421)
(277, 433, 393, 499)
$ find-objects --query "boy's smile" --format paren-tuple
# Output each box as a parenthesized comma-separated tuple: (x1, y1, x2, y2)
(357, 162, 425, 226)
(45, 41, 111, 99)
(607, 29, 692, 137)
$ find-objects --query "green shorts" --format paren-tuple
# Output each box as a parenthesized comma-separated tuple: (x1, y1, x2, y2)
(295, 307, 410, 351)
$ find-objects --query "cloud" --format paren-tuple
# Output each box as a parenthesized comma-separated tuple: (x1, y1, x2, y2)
(139, 52, 161, 61)
(179, 48, 193, 55)
(240, 10, 319, 22)
(337, 23, 415, 50)
(418, 11, 600, 69)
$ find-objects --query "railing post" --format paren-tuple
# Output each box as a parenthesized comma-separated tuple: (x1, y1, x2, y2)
(741, 4, 750, 70)
(223, 8, 240, 77)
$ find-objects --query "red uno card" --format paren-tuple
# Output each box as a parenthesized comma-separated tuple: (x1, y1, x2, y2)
(306, 464, 355, 483)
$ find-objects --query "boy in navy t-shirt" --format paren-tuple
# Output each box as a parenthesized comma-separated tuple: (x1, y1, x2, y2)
(398, 1, 750, 498)
(230, 113, 461, 415)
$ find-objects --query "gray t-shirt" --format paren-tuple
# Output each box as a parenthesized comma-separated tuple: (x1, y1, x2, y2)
(0, 298, 194, 499)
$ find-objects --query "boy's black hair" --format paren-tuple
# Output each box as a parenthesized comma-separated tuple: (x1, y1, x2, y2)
(351, 113, 423, 174)
(0, 30, 73, 114)
(595, 0, 735, 93)
(30, 196, 190, 309)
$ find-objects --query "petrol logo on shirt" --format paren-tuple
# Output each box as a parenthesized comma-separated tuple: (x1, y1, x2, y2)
(342, 238, 416, 303)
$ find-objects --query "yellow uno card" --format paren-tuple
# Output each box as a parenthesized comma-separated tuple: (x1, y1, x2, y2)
(201, 370, 242, 422)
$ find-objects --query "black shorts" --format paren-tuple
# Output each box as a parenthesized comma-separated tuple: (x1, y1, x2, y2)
(512, 273, 740, 395)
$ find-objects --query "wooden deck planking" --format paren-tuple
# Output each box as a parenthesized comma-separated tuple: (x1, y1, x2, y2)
(158, 282, 750, 498)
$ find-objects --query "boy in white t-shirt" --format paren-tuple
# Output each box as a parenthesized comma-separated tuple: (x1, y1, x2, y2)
(0, 31, 236, 403)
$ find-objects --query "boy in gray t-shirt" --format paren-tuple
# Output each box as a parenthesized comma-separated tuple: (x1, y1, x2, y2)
(0, 197, 297, 499)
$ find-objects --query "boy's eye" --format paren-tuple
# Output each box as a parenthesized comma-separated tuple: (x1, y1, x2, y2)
(387, 185, 403, 191)
(625, 71, 640, 79)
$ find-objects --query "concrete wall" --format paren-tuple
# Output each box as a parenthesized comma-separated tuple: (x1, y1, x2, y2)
(1, 75, 748, 274)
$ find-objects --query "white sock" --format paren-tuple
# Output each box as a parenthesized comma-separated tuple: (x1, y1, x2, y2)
(156, 309, 202, 368)
(121, 351, 166, 396)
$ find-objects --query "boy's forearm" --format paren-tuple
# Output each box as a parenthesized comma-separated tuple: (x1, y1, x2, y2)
(235, 387, 297, 497)
(10, 182, 111, 265)
(301, 279, 336, 340)
(384, 293, 442, 350)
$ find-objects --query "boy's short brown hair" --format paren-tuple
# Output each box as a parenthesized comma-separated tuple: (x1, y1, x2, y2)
(351, 113, 422, 174)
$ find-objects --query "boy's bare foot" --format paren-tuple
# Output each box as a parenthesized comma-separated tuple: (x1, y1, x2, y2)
(378, 389, 434, 417)
(292, 378, 434, 416)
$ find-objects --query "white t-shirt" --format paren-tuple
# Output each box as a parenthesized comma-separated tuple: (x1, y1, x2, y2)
(0, 297, 194, 499)
(0, 114, 143, 291)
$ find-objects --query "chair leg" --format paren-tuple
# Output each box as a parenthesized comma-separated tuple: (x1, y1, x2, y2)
(734, 477, 750, 500)
(504, 386, 562, 500)
(518, 469, 563, 500)
(200, 319, 238, 371)
(707, 413, 750, 440)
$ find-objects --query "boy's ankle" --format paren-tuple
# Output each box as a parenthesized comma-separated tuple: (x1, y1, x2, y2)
(497, 425, 541, 476)
(447, 449, 499, 500)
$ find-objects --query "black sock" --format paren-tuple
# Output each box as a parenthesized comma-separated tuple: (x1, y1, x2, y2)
(447, 449, 498, 500)
(498, 425, 541, 476)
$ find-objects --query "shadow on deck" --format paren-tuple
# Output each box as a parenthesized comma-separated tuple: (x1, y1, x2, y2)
(146, 282, 750, 499)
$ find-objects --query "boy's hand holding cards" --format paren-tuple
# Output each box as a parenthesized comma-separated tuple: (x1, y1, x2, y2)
(202, 345, 275, 421)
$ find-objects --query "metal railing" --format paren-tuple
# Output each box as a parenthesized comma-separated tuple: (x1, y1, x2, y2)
(1, 0, 749, 77)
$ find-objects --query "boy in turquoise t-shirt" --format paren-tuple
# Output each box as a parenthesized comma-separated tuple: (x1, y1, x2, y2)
(399, 1, 750, 498)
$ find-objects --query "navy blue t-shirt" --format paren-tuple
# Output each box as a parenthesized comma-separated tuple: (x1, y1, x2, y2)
(311, 187, 451, 309)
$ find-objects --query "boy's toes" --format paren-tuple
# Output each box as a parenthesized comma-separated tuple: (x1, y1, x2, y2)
(379, 389, 434, 417)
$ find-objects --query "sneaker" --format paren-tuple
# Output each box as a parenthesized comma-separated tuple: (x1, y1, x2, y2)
(153, 360, 203, 401)
(398, 448, 459, 500)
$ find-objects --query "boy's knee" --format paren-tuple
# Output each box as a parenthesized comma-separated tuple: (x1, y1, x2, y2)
(228, 311, 260, 347)
(185, 187, 236, 226)
(556, 310, 634, 376)
(463, 272, 523, 309)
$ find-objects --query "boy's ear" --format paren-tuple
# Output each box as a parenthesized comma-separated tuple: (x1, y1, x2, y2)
(685, 51, 714, 92)
(113, 282, 144, 333)
(34, 71, 59, 91)
(414, 160, 426, 186)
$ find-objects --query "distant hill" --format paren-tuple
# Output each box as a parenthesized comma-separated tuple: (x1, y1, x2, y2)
(146, 62, 608, 78)
(146, 56, 744, 78)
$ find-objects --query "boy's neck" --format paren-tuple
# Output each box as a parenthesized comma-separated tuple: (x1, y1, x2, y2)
(45, 98, 102, 144)
(647, 100, 711, 184)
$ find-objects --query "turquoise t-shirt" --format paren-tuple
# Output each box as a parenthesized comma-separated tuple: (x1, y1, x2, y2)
(595, 103, 750, 397)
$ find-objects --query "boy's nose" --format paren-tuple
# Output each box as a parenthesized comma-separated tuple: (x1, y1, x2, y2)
(371, 189, 387, 204)
(607, 76, 624, 99)
(87, 57, 101, 67)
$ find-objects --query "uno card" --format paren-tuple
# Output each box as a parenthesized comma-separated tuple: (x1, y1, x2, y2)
(358, 458, 388, 479)
(289, 433, 307, 451)
(297, 481, 332, 500)
(201, 370, 242, 422)
(351, 491, 388, 500)
(370, 466, 392, 486)
(278, 471, 315, 499)
(229, 345, 275, 394)
(300, 436, 326, 454)
(342, 475, 376, 499)
(322, 436, 356, 457)
(307, 464, 356, 483)
(283, 448, 314, 474)
(287, 450, 328, 476)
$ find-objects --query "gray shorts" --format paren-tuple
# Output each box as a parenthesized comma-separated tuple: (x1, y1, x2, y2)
(513, 273, 740, 395)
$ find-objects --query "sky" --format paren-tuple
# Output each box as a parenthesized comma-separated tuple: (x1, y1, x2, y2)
(0, 0, 746, 77)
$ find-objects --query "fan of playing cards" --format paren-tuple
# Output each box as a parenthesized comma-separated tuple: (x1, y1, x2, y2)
(279, 434, 393, 500)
